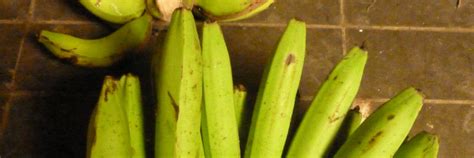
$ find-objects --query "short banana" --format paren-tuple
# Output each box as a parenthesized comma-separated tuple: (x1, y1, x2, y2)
(38, 14, 152, 68)
(328, 108, 363, 157)
(80, 0, 145, 24)
(201, 22, 241, 158)
(234, 84, 248, 132)
(244, 19, 306, 158)
(287, 47, 368, 158)
(334, 87, 424, 158)
(153, 8, 203, 157)
(394, 131, 439, 158)
(195, 0, 274, 21)
(87, 74, 145, 158)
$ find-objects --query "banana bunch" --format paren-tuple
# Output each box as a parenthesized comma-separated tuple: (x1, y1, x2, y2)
(38, 14, 152, 67)
(152, 8, 204, 157)
(394, 131, 439, 158)
(244, 19, 306, 158)
(87, 74, 145, 158)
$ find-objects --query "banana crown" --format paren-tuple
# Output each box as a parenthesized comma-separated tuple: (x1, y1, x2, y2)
(87, 74, 145, 158)
(80, 0, 146, 24)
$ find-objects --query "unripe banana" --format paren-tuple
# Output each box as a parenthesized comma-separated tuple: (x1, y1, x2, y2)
(244, 19, 306, 158)
(334, 87, 424, 158)
(80, 0, 145, 24)
(328, 108, 363, 157)
(87, 74, 145, 158)
(195, 0, 274, 21)
(234, 84, 248, 132)
(38, 14, 152, 68)
(201, 22, 241, 158)
(287, 47, 368, 158)
(394, 131, 439, 158)
(153, 8, 203, 157)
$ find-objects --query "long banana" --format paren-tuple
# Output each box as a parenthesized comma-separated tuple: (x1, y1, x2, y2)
(80, 0, 145, 24)
(87, 74, 145, 158)
(153, 8, 203, 157)
(394, 131, 439, 158)
(328, 108, 363, 157)
(334, 87, 424, 158)
(195, 0, 274, 21)
(234, 84, 248, 132)
(287, 47, 368, 158)
(201, 22, 241, 158)
(38, 14, 152, 68)
(244, 19, 306, 158)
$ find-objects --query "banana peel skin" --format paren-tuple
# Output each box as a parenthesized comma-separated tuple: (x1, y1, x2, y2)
(328, 108, 363, 157)
(394, 131, 439, 158)
(287, 47, 368, 158)
(80, 0, 145, 24)
(195, 0, 274, 21)
(244, 19, 306, 158)
(87, 74, 145, 158)
(334, 87, 424, 158)
(201, 22, 241, 158)
(153, 8, 204, 158)
(38, 14, 152, 68)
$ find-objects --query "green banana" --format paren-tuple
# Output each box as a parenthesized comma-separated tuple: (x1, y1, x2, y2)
(394, 131, 439, 158)
(334, 87, 424, 158)
(234, 84, 248, 132)
(80, 0, 145, 24)
(287, 47, 368, 158)
(328, 108, 363, 157)
(195, 0, 274, 21)
(153, 8, 203, 157)
(244, 19, 306, 158)
(87, 74, 145, 158)
(201, 22, 241, 158)
(38, 14, 152, 68)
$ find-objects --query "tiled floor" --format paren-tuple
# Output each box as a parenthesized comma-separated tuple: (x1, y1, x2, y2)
(0, 0, 473, 157)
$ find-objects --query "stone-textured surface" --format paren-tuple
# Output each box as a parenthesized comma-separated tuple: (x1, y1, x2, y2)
(33, 0, 98, 22)
(346, 29, 474, 100)
(345, 0, 474, 27)
(0, 24, 26, 92)
(0, 1, 31, 20)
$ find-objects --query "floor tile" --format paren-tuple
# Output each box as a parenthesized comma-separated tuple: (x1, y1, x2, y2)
(33, 0, 100, 22)
(0, 1, 31, 20)
(0, 24, 27, 92)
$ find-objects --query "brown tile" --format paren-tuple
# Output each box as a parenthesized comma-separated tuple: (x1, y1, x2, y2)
(33, 0, 100, 22)
(233, 0, 341, 24)
(411, 104, 474, 158)
(346, 29, 474, 100)
(345, 0, 474, 27)
(14, 23, 146, 92)
(0, 1, 31, 20)
(222, 26, 343, 98)
(0, 24, 27, 92)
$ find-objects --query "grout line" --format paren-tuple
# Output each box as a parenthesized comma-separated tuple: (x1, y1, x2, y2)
(346, 24, 474, 33)
(300, 96, 474, 105)
(339, 0, 347, 55)
(34, 20, 97, 25)
(0, 20, 25, 24)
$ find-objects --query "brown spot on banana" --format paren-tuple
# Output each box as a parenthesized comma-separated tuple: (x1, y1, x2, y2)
(167, 91, 180, 121)
(285, 53, 296, 65)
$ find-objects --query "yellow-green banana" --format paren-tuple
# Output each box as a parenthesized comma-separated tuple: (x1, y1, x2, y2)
(38, 14, 152, 68)
(334, 87, 424, 158)
(201, 22, 241, 158)
(244, 19, 306, 158)
(234, 84, 248, 132)
(328, 108, 363, 157)
(195, 0, 274, 21)
(80, 0, 145, 24)
(87, 74, 145, 158)
(153, 8, 203, 157)
(394, 131, 439, 158)
(287, 47, 368, 158)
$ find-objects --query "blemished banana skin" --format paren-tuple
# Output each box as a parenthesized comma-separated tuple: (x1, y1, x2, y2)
(244, 19, 306, 158)
(195, 0, 274, 21)
(334, 87, 424, 158)
(80, 0, 145, 24)
(87, 74, 145, 158)
(287, 47, 368, 158)
(201, 22, 241, 158)
(152, 8, 204, 158)
(38, 14, 152, 68)
(394, 131, 439, 158)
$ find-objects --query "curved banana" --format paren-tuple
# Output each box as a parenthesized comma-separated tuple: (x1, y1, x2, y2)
(394, 131, 439, 158)
(153, 8, 204, 157)
(38, 14, 152, 68)
(201, 22, 241, 157)
(287, 47, 368, 158)
(334, 87, 424, 158)
(80, 0, 145, 24)
(244, 19, 306, 158)
(87, 74, 145, 158)
(195, 0, 274, 21)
